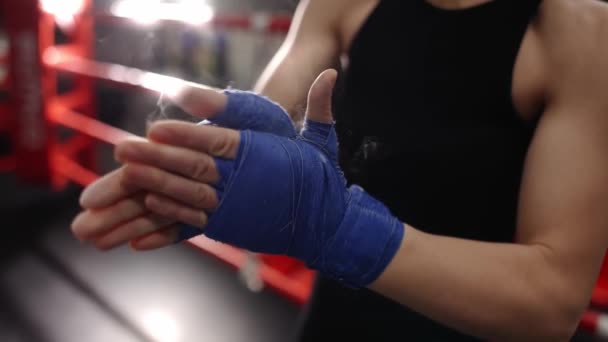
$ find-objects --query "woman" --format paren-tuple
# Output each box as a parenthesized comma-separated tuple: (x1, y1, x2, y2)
(72, 0, 608, 340)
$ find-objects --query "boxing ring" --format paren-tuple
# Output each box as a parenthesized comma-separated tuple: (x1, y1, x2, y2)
(0, 0, 312, 307)
(0, 0, 606, 338)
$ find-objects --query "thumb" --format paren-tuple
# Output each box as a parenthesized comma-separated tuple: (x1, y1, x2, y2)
(300, 69, 340, 164)
(305, 69, 338, 124)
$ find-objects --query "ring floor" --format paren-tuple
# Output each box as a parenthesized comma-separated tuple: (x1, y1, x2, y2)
(0, 179, 301, 342)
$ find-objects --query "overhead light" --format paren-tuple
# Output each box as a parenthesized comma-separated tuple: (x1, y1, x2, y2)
(40, 0, 86, 31)
(111, 0, 214, 26)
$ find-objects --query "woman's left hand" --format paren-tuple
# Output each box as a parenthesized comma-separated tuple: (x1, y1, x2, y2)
(117, 69, 345, 248)
(72, 76, 299, 250)
(116, 70, 405, 288)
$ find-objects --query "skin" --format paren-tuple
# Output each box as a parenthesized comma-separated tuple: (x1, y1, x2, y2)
(72, 0, 608, 340)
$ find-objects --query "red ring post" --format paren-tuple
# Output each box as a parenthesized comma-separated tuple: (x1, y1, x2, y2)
(3, 0, 51, 184)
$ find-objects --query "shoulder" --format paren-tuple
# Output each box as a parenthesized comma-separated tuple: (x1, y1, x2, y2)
(287, 0, 379, 54)
(292, 0, 363, 30)
(536, 0, 608, 48)
(535, 0, 608, 104)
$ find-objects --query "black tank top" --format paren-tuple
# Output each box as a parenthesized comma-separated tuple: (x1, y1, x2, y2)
(299, 1, 541, 341)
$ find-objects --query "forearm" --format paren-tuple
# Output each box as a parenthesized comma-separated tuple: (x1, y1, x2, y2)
(252, 0, 341, 120)
(370, 226, 581, 341)
(254, 53, 338, 124)
(253, 53, 309, 120)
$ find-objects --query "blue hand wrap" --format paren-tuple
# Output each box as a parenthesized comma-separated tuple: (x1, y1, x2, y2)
(212, 89, 297, 138)
(177, 91, 405, 288)
(177, 89, 297, 241)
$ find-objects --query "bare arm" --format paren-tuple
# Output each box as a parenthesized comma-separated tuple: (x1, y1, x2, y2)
(370, 2, 608, 341)
(253, 0, 343, 121)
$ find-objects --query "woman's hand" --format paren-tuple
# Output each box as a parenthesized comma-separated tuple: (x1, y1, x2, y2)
(115, 70, 405, 288)
(72, 79, 298, 250)
(71, 167, 179, 250)
(119, 70, 340, 244)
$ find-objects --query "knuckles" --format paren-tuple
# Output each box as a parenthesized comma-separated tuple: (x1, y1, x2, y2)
(190, 158, 212, 181)
(193, 184, 212, 208)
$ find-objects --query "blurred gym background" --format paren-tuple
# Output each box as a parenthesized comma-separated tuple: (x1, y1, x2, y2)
(0, 1, 304, 342)
(0, 1, 605, 341)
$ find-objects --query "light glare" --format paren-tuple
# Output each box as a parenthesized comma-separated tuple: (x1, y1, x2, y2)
(142, 310, 180, 342)
(40, 0, 86, 30)
(111, 0, 214, 26)
(139, 73, 186, 98)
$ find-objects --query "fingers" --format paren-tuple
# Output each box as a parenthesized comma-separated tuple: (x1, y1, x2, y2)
(93, 213, 174, 251)
(72, 194, 147, 241)
(163, 81, 228, 120)
(164, 81, 297, 138)
(121, 163, 219, 210)
(130, 226, 181, 251)
(145, 193, 208, 228)
(79, 167, 140, 209)
(304, 69, 338, 124)
(115, 139, 220, 184)
(147, 121, 241, 159)
(73, 190, 198, 251)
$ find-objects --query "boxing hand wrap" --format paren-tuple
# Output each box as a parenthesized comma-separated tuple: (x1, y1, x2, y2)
(180, 117, 405, 288)
(176, 90, 298, 242)
(316, 185, 405, 287)
(212, 89, 298, 138)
